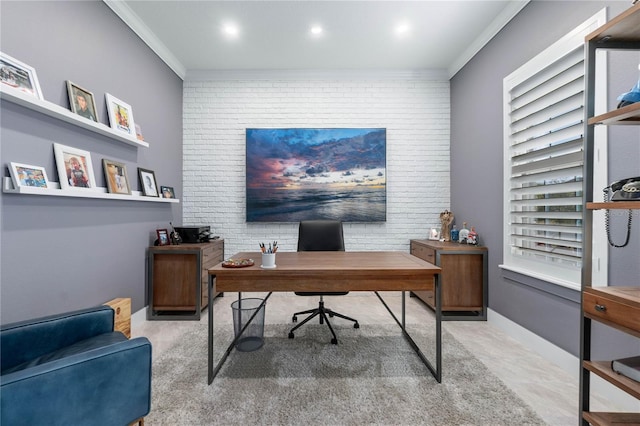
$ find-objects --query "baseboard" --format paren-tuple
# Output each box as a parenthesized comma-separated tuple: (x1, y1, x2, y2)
(131, 306, 146, 329)
(488, 308, 640, 412)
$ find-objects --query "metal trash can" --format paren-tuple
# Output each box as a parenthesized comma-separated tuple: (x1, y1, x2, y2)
(231, 298, 265, 352)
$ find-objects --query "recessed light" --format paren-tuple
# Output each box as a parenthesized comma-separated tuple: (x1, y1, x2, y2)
(223, 24, 239, 37)
(311, 25, 323, 35)
(396, 23, 410, 35)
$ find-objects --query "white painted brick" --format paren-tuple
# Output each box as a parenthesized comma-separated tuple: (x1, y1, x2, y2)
(183, 75, 450, 256)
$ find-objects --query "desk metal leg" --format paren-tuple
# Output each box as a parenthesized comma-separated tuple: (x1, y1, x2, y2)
(375, 277, 441, 383)
(208, 281, 272, 385)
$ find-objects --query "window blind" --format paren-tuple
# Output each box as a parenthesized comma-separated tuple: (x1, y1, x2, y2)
(505, 45, 584, 281)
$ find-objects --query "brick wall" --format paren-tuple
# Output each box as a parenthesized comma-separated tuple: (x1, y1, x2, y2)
(182, 71, 450, 256)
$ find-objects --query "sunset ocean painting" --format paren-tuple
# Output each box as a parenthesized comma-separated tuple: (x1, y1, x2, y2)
(246, 128, 386, 222)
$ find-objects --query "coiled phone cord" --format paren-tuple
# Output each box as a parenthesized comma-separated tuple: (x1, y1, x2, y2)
(603, 187, 633, 248)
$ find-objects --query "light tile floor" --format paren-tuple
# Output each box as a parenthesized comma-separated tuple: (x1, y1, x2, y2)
(133, 292, 617, 426)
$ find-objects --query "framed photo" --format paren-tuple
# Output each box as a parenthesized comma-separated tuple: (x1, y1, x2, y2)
(105, 93, 136, 137)
(156, 229, 170, 246)
(53, 143, 96, 190)
(102, 159, 131, 195)
(8, 162, 49, 189)
(160, 186, 175, 199)
(66, 81, 98, 122)
(138, 167, 158, 197)
(0, 52, 43, 99)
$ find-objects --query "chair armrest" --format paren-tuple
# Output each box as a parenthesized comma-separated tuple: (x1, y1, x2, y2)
(1, 305, 114, 373)
(1, 336, 151, 426)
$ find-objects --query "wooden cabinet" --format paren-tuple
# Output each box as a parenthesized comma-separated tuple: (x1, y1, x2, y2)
(580, 4, 640, 424)
(147, 240, 224, 320)
(410, 239, 487, 320)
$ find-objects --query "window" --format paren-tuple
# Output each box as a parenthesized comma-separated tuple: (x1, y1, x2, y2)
(502, 10, 606, 289)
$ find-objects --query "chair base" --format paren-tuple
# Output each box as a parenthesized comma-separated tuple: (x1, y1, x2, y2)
(288, 300, 359, 344)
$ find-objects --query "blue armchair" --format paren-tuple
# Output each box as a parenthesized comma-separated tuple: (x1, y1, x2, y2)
(1, 305, 151, 425)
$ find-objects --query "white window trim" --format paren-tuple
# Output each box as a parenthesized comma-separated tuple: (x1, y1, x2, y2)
(501, 9, 607, 291)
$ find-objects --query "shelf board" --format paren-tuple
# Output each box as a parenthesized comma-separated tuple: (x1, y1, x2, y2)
(583, 411, 640, 426)
(587, 201, 640, 210)
(2, 177, 178, 203)
(0, 87, 149, 148)
(586, 2, 640, 42)
(584, 360, 640, 400)
(589, 103, 640, 126)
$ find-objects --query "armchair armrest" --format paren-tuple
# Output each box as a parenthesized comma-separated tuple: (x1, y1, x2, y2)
(1, 305, 114, 373)
(1, 336, 152, 426)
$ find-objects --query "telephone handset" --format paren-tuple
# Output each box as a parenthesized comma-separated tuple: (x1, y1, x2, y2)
(608, 176, 640, 201)
(603, 176, 639, 247)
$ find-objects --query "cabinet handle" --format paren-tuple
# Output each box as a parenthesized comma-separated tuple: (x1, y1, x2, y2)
(594, 304, 607, 312)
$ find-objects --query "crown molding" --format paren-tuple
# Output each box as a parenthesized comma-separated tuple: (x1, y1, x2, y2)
(448, 0, 530, 79)
(103, 0, 187, 79)
(185, 68, 449, 82)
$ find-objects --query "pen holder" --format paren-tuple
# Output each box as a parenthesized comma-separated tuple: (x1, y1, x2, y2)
(261, 253, 276, 269)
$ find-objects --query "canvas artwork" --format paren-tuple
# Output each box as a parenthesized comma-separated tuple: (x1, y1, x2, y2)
(246, 128, 386, 222)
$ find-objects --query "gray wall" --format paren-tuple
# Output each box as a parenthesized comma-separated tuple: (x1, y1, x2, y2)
(0, 0, 183, 324)
(451, 0, 639, 359)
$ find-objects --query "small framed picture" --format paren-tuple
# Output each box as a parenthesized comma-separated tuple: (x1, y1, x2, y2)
(0, 52, 43, 99)
(8, 162, 49, 189)
(53, 143, 96, 190)
(103, 159, 131, 195)
(135, 123, 144, 141)
(156, 229, 170, 246)
(105, 93, 136, 137)
(160, 186, 175, 199)
(66, 81, 98, 122)
(138, 167, 158, 197)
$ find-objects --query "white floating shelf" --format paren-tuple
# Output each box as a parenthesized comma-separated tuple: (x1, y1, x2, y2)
(0, 87, 149, 148)
(3, 177, 178, 203)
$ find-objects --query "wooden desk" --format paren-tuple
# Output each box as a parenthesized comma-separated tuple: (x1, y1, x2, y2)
(207, 251, 442, 384)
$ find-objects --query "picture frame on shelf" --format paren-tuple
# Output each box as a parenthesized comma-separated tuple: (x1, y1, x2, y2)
(160, 186, 175, 199)
(66, 81, 98, 122)
(105, 93, 136, 137)
(135, 123, 144, 141)
(138, 167, 158, 197)
(53, 143, 96, 190)
(156, 229, 170, 246)
(0, 52, 43, 100)
(8, 162, 49, 189)
(102, 159, 131, 195)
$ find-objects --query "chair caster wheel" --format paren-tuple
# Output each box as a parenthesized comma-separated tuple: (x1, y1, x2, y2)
(328, 312, 334, 317)
(331, 338, 338, 345)
(354, 323, 360, 329)
(292, 316, 297, 322)
(288, 332, 294, 339)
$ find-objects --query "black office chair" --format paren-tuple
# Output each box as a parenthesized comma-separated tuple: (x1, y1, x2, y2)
(288, 220, 359, 344)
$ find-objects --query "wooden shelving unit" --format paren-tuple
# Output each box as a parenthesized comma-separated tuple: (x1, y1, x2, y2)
(580, 3, 640, 425)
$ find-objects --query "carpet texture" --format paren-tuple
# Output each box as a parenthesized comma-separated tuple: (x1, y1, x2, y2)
(148, 323, 546, 425)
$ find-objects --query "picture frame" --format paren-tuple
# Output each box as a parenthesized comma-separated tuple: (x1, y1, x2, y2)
(66, 81, 98, 122)
(102, 159, 131, 195)
(105, 93, 136, 137)
(160, 186, 175, 199)
(53, 143, 96, 190)
(0, 51, 43, 99)
(138, 167, 158, 197)
(156, 229, 170, 246)
(8, 162, 49, 189)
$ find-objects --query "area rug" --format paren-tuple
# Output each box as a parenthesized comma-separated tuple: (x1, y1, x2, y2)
(147, 323, 546, 425)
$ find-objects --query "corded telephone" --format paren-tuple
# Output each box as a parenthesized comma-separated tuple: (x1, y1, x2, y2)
(608, 176, 640, 201)
(603, 176, 639, 247)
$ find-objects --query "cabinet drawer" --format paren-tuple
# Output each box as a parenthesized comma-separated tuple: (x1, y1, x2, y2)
(411, 244, 436, 264)
(584, 291, 640, 334)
